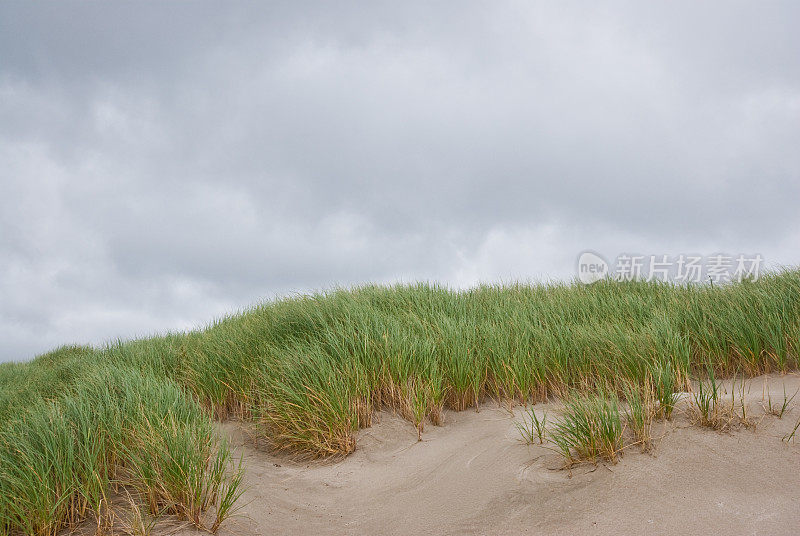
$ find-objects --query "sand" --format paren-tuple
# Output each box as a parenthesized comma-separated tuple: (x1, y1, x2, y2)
(162, 374, 800, 536)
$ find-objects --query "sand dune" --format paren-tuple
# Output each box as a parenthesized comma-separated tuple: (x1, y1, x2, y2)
(166, 374, 800, 536)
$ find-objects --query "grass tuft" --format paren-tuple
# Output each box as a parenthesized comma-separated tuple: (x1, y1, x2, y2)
(690, 371, 755, 430)
(763, 383, 798, 419)
(516, 407, 547, 445)
(652, 362, 678, 420)
(623, 381, 655, 452)
(550, 389, 623, 465)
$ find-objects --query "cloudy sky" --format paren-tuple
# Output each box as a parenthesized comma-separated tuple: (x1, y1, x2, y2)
(1, 2, 799, 361)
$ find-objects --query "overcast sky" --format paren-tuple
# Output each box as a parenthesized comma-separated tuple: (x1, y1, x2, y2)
(1, 2, 799, 361)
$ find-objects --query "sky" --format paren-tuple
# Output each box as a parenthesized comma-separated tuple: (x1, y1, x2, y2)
(1, 1, 799, 361)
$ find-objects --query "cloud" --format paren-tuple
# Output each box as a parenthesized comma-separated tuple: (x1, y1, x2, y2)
(1, 1, 799, 360)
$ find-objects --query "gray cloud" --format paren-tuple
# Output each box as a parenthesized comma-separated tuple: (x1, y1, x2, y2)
(1, 1, 799, 361)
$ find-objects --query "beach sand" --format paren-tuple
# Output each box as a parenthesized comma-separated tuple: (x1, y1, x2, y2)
(158, 374, 800, 536)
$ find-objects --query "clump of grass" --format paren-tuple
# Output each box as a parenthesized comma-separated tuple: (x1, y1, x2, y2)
(623, 381, 655, 452)
(210, 457, 246, 533)
(690, 370, 754, 430)
(652, 362, 678, 420)
(733, 375, 756, 429)
(0, 367, 243, 535)
(691, 368, 723, 428)
(252, 347, 358, 458)
(550, 390, 623, 465)
(516, 407, 547, 445)
(763, 383, 797, 419)
(117, 490, 157, 536)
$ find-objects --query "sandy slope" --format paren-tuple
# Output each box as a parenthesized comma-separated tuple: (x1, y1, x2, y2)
(173, 374, 800, 536)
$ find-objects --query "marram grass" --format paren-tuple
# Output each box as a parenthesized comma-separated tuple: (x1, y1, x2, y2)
(550, 389, 624, 464)
(0, 366, 242, 535)
(1, 270, 800, 533)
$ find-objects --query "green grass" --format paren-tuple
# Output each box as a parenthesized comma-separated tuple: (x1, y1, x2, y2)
(690, 370, 754, 430)
(0, 362, 243, 535)
(623, 380, 655, 451)
(652, 361, 679, 419)
(764, 384, 798, 418)
(550, 389, 624, 464)
(1, 270, 800, 532)
(785, 418, 800, 442)
(691, 368, 723, 427)
(516, 407, 547, 445)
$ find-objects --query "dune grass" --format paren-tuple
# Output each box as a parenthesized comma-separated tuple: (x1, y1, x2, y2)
(623, 379, 656, 452)
(0, 365, 242, 535)
(763, 383, 798, 418)
(550, 389, 624, 464)
(517, 407, 548, 445)
(1, 270, 799, 533)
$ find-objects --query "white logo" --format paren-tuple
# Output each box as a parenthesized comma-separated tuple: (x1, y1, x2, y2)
(575, 252, 764, 284)
(577, 251, 609, 284)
